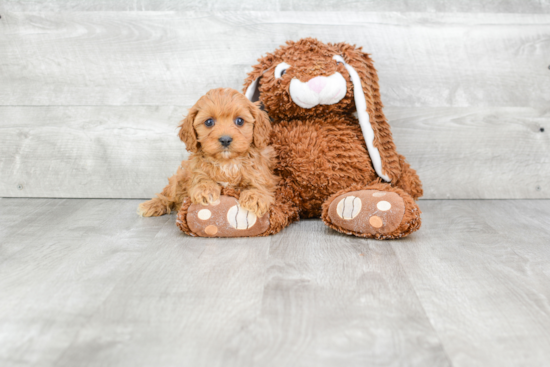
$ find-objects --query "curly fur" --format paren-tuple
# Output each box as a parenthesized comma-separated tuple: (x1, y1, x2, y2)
(138, 88, 278, 218)
(242, 38, 423, 238)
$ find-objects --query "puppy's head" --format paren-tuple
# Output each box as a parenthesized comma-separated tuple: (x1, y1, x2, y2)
(179, 88, 271, 159)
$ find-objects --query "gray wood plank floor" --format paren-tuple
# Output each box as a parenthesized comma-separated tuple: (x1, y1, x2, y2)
(1, 198, 549, 367)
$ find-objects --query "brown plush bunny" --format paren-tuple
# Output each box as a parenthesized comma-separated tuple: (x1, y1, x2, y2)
(178, 38, 422, 239)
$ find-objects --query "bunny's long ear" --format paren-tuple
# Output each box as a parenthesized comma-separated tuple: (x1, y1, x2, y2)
(243, 54, 276, 103)
(244, 74, 261, 103)
(332, 44, 401, 183)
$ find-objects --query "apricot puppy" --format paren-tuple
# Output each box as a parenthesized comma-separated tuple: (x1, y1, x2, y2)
(138, 88, 278, 218)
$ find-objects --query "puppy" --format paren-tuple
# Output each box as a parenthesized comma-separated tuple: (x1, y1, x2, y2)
(138, 88, 278, 218)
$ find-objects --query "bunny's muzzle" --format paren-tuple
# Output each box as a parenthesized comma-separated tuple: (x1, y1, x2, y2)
(289, 73, 347, 109)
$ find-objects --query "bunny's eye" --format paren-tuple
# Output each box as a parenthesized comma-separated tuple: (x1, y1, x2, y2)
(275, 62, 291, 79)
(204, 118, 215, 127)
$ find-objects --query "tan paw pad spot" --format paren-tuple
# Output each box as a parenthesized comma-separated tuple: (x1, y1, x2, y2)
(376, 201, 392, 211)
(369, 216, 383, 228)
(227, 205, 257, 230)
(205, 225, 218, 235)
(336, 196, 362, 220)
(197, 209, 212, 220)
(372, 192, 386, 197)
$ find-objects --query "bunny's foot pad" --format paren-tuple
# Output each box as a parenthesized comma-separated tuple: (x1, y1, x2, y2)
(323, 189, 421, 240)
(177, 195, 269, 237)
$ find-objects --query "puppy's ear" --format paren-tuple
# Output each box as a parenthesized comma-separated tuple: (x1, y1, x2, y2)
(250, 101, 271, 149)
(178, 106, 199, 153)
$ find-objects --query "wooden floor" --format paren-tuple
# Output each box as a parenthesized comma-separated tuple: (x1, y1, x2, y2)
(1, 198, 549, 367)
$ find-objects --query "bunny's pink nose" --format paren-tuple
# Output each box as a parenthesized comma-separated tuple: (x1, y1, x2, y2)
(307, 76, 327, 93)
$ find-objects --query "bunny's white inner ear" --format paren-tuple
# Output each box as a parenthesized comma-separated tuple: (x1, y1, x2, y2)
(245, 77, 261, 103)
(333, 55, 390, 182)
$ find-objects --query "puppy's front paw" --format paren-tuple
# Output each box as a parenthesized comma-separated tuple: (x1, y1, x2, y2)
(191, 184, 221, 206)
(138, 199, 169, 217)
(239, 190, 272, 217)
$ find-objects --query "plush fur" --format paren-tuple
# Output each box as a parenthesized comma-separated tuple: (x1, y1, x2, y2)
(138, 88, 278, 218)
(239, 38, 423, 238)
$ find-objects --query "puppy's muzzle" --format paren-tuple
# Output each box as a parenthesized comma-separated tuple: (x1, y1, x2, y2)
(219, 136, 233, 147)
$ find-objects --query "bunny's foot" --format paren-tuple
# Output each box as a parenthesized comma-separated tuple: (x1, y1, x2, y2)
(177, 195, 270, 238)
(322, 183, 421, 240)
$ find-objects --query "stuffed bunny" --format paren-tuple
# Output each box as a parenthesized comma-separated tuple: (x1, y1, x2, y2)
(178, 38, 422, 239)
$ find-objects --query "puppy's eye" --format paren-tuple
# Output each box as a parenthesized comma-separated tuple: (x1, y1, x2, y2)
(234, 117, 244, 126)
(204, 118, 215, 127)
(275, 62, 291, 79)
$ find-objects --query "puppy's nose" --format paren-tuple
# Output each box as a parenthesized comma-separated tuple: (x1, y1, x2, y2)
(307, 76, 328, 93)
(219, 136, 233, 147)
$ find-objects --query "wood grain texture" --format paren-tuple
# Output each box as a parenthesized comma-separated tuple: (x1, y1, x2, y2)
(1, 11, 549, 107)
(0, 200, 174, 366)
(221, 220, 451, 366)
(387, 107, 550, 199)
(392, 200, 550, 367)
(1, 106, 548, 199)
(1, 198, 550, 366)
(0, 106, 189, 198)
(52, 216, 273, 367)
(2, 0, 550, 13)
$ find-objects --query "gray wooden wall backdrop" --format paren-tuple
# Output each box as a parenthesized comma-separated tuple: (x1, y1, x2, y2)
(1, 1, 549, 199)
